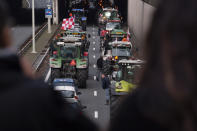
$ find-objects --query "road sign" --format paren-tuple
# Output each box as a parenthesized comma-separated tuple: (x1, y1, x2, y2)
(45, 8, 52, 18)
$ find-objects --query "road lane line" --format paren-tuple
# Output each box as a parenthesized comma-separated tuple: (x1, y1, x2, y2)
(93, 36, 96, 39)
(93, 55, 96, 59)
(44, 68, 51, 83)
(94, 91, 98, 96)
(93, 48, 96, 51)
(94, 111, 99, 119)
(93, 41, 96, 45)
(94, 76, 97, 80)
(93, 64, 96, 68)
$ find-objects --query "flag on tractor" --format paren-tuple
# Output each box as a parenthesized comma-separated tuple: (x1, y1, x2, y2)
(61, 17, 75, 30)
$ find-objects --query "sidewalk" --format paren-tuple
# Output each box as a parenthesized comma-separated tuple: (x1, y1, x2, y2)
(22, 25, 59, 66)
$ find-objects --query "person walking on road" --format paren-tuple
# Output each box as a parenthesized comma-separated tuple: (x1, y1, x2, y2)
(96, 56, 103, 81)
(101, 74, 110, 105)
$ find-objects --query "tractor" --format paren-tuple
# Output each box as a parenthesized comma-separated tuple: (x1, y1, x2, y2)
(102, 41, 133, 75)
(98, 8, 121, 34)
(71, 9, 87, 31)
(50, 35, 89, 88)
(99, 19, 121, 51)
(110, 59, 145, 121)
(100, 29, 127, 52)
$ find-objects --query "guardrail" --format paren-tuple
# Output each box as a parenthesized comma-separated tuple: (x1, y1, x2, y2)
(17, 22, 48, 56)
(32, 23, 62, 72)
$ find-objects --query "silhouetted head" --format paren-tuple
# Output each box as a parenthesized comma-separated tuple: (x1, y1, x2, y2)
(0, 1, 11, 48)
(139, 0, 197, 130)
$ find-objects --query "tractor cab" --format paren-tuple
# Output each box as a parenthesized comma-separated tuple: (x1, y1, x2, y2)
(98, 8, 119, 25)
(71, 9, 87, 31)
(111, 59, 145, 94)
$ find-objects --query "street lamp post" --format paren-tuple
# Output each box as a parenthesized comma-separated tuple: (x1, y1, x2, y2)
(32, 0, 37, 53)
(47, 4, 52, 33)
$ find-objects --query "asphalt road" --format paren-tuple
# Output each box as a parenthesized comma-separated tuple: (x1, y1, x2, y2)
(79, 26, 110, 129)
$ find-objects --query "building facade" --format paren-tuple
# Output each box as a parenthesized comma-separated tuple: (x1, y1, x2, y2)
(128, 0, 156, 44)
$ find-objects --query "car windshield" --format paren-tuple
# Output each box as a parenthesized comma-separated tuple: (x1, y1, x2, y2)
(106, 23, 121, 30)
(59, 90, 75, 98)
(61, 46, 77, 59)
(112, 47, 131, 57)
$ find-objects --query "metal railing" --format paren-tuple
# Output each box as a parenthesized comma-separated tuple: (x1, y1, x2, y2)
(17, 22, 48, 56)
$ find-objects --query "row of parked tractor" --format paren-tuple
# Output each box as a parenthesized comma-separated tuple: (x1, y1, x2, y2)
(97, 7, 145, 119)
(49, 9, 90, 110)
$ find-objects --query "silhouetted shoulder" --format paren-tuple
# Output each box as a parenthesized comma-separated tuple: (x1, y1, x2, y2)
(110, 88, 167, 131)
(0, 87, 98, 131)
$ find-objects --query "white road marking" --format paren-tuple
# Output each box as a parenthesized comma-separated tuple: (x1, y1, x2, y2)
(94, 111, 99, 119)
(94, 91, 98, 96)
(93, 41, 96, 44)
(93, 64, 96, 68)
(93, 36, 96, 39)
(93, 32, 95, 34)
(93, 55, 96, 59)
(93, 48, 96, 51)
(94, 76, 97, 80)
(44, 68, 51, 83)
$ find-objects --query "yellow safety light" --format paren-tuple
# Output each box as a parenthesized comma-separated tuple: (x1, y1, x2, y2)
(115, 56, 118, 60)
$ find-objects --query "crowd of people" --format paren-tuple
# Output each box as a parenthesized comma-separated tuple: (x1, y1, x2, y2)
(0, 0, 197, 130)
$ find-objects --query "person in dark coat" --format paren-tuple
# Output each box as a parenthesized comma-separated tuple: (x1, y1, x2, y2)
(96, 56, 103, 81)
(109, 0, 197, 131)
(0, 1, 98, 131)
(101, 74, 110, 105)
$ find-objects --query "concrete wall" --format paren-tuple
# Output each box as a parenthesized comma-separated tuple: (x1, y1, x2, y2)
(128, 0, 155, 42)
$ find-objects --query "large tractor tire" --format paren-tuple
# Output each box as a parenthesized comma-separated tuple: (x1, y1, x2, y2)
(77, 69, 87, 88)
(51, 68, 61, 81)
(103, 60, 111, 75)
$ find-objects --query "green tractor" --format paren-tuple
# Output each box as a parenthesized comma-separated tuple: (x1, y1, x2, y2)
(108, 29, 127, 41)
(110, 59, 145, 121)
(71, 9, 87, 31)
(101, 29, 127, 52)
(98, 8, 120, 30)
(102, 41, 132, 75)
(50, 35, 89, 88)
